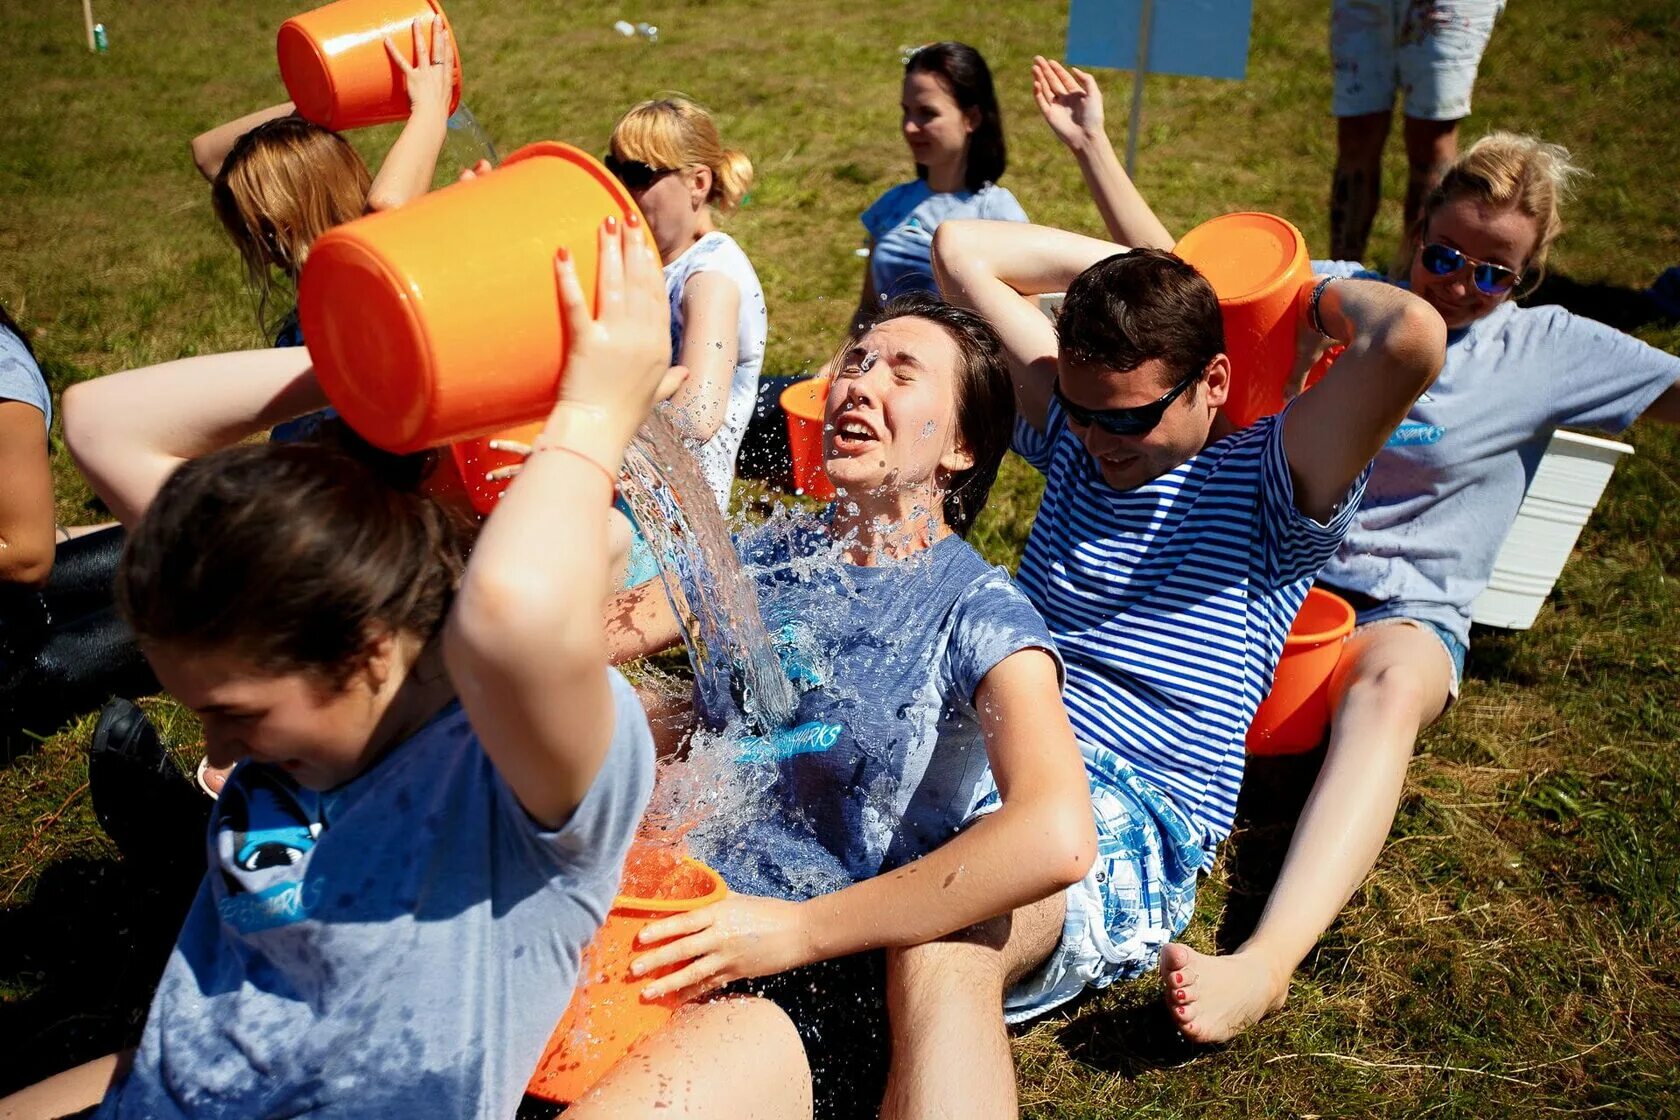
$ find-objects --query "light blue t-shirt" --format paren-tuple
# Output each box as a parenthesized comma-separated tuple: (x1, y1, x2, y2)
(689, 519, 1061, 897)
(1014, 404, 1367, 843)
(0, 323, 50, 429)
(862, 180, 1028, 301)
(1312, 260, 1680, 647)
(100, 672, 654, 1120)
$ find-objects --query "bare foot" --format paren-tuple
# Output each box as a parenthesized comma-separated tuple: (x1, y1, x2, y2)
(1159, 942, 1289, 1043)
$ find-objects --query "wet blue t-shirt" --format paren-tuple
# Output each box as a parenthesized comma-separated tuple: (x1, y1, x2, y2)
(99, 672, 654, 1120)
(690, 519, 1061, 897)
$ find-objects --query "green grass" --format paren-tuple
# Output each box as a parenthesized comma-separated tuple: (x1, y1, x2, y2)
(4, 0, 1678, 1113)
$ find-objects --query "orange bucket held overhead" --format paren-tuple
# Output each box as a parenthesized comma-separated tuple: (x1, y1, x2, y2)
(526, 846, 729, 1104)
(779, 376, 837, 500)
(1246, 587, 1356, 756)
(297, 141, 653, 454)
(278, 0, 463, 131)
(1172, 212, 1318, 430)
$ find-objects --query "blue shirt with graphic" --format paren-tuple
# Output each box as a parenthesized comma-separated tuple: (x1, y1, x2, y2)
(688, 518, 1060, 898)
(99, 672, 654, 1120)
(1312, 260, 1680, 647)
(862, 180, 1028, 301)
(1014, 403, 1367, 843)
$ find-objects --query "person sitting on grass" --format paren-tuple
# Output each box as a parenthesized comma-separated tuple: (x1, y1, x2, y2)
(558, 293, 1097, 1120)
(1026, 56, 1680, 1043)
(0, 214, 675, 1120)
(915, 203, 1444, 1112)
(191, 16, 455, 350)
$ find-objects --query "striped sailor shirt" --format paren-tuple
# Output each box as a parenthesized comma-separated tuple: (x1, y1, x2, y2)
(1014, 400, 1368, 841)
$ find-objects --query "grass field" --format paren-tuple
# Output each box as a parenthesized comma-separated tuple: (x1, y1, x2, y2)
(3, 0, 1678, 1114)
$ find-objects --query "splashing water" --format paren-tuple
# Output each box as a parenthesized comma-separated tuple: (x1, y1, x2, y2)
(445, 103, 501, 169)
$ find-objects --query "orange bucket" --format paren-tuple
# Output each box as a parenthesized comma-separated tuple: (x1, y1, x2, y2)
(278, 0, 463, 131)
(297, 140, 652, 453)
(1246, 587, 1356, 755)
(526, 846, 729, 1104)
(1173, 213, 1317, 430)
(779, 377, 837, 500)
(449, 420, 544, 516)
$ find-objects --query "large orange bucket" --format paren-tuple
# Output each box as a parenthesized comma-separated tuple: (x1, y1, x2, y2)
(779, 377, 837, 500)
(278, 0, 463, 131)
(526, 846, 729, 1104)
(297, 140, 652, 453)
(1246, 587, 1356, 756)
(1173, 213, 1317, 430)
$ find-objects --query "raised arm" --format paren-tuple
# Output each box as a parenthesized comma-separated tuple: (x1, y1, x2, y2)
(933, 218, 1126, 431)
(364, 17, 454, 212)
(0, 401, 55, 586)
(666, 271, 741, 444)
(629, 646, 1097, 998)
(62, 348, 323, 526)
(1032, 57, 1175, 250)
(1282, 278, 1447, 521)
(190, 102, 297, 181)
(444, 214, 687, 829)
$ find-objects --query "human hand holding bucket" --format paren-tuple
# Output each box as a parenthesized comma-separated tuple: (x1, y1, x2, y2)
(525, 845, 728, 1104)
(279, 0, 463, 131)
(1172, 213, 1321, 429)
(297, 141, 657, 454)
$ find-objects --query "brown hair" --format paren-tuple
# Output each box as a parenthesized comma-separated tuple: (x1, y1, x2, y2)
(1057, 248, 1225, 389)
(610, 97, 754, 214)
(846, 292, 1015, 536)
(1420, 131, 1586, 293)
(211, 116, 372, 329)
(904, 41, 1007, 192)
(119, 441, 469, 686)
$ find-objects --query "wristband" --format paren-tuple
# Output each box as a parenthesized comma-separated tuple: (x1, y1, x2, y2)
(1307, 277, 1336, 340)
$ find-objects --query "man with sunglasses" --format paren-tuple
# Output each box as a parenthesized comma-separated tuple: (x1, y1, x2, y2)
(874, 218, 1442, 1113)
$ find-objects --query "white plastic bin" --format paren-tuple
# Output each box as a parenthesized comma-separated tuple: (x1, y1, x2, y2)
(1470, 429, 1634, 630)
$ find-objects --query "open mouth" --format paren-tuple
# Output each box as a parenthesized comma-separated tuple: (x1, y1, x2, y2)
(830, 416, 881, 453)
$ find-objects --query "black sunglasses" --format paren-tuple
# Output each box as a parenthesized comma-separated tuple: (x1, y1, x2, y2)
(603, 154, 678, 191)
(1053, 369, 1200, 437)
(1419, 242, 1521, 295)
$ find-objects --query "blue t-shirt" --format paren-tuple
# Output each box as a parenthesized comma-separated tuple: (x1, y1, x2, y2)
(689, 520, 1060, 897)
(1312, 260, 1680, 647)
(861, 180, 1028, 301)
(1014, 403, 1367, 842)
(100, 672, 654, 1120)
(0, 323, 50, 429)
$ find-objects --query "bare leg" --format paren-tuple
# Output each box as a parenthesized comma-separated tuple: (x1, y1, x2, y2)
(1330, 111, 1393, 262)
(566, 995, 812, 1120)
(1398, 115, 1460, 264)
(879, 892, 1066, 1120)
(1163, 622, 1452, 1043)
(0, 1051, 131, 1120)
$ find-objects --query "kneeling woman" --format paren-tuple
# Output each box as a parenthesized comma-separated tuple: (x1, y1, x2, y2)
(582, 294, 1098, 1119)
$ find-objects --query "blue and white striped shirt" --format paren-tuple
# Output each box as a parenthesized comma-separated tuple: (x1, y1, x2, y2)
(1014, 401, 1367, 841)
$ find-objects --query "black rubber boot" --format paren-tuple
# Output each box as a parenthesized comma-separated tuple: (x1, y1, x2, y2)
(87, 699, 212, 894)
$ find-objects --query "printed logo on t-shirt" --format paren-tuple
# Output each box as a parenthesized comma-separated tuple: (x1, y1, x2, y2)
(1386, 420, 1446, 447)
(214, 767, 326, 933)
(735, 720, 844, 763)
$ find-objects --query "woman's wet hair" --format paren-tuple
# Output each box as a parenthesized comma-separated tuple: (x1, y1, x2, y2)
(119, 439, 470, 687)
(610, 97, 754, 214)
(846, 292, 1015, 536)
(904, 41, 1007, 192)
(1419, 131, 1586, 293)
(211, 115, 372, 329)
(1056, 248, 1225, 389)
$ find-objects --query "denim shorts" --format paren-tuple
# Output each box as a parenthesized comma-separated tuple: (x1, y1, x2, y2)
(1353, 613, 1468, 701)
(971, 746, 1213, 1024)
(1331, 0, 1505, 119)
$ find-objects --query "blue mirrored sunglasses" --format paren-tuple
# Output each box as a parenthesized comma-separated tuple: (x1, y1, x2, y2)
(1420, 242, 1521, 295)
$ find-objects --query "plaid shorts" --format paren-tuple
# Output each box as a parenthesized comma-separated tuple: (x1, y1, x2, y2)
(974, 745, 1215, 1024)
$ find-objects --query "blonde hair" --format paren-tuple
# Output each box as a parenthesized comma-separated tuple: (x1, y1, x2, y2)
(609, 97, 754, 215)
(211, 116, 372, 327)
(1421, 131, 1587, 292)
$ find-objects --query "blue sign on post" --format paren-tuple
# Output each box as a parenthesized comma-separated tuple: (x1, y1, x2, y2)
(1066, 0, 1253, 81)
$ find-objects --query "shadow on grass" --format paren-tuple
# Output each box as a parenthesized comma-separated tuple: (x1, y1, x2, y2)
(1520, 271, 1676, 333)
(0, 855, 195, 1096)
